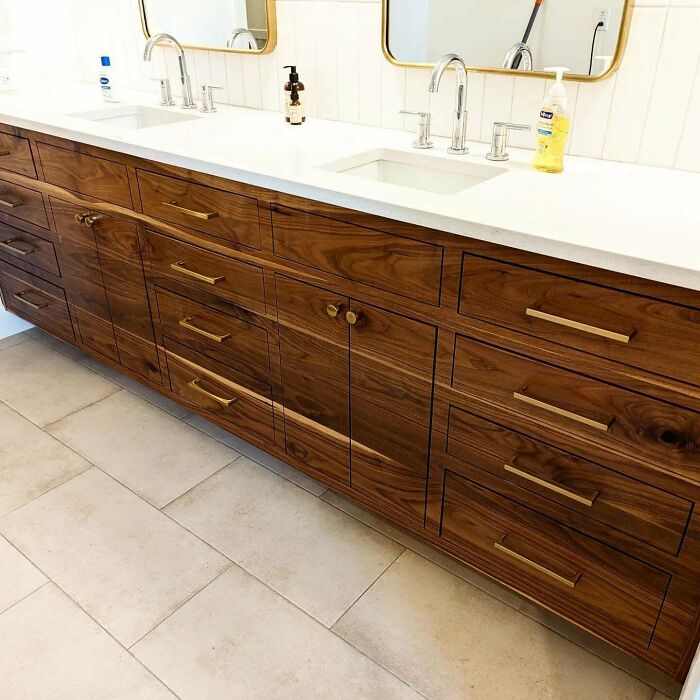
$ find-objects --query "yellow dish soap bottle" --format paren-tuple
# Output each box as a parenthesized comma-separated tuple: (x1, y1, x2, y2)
(533, 67, 570, 173)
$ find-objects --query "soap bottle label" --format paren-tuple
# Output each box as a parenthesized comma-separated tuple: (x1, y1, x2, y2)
(285, 98, 304, 125)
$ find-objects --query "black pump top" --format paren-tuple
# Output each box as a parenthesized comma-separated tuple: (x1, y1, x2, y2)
(284, 65, 299, 83)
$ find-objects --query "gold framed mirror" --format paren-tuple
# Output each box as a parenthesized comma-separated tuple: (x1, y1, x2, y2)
(139, 0, 277, 54)
(382, 0, 633, 81)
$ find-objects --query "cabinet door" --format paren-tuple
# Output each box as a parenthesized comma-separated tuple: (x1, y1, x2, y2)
(53, 198, 159, 382)
(276, 275, 351, 487)
(348, 300, 436, 527)
(52, 198, 119, 362)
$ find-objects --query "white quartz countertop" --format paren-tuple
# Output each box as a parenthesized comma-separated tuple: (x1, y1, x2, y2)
(1, 84, 699, 291)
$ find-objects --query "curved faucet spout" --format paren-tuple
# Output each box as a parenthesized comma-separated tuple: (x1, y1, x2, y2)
(143, 33, 185, 61)
(143, 33, 196, 109)
(226, 28, 257, 50)
(503, 42, 533, 71)
(428, 53, 469, 155)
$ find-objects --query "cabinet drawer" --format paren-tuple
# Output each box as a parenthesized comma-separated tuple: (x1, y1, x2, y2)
(165, 340, 275, 445)
(0, 131, 37, 178)
(145, 230, 265, 314)
(37, 142, 132, 208)
(0, 222, 59, 276)
(452, 335, 700, 482)
(271, 205, 443, 305)
(137, 170, 261, 249)
(440, 470, 670, 652)
(460, 254, 700, 387)
(155, 286, 271, 375)
(446, 406, 692, 555)
(0, 263, 73, 340)
(0, 179, 49, 229)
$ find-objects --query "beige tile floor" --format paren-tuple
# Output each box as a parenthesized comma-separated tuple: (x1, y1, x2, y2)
(0, 327, 684, 700)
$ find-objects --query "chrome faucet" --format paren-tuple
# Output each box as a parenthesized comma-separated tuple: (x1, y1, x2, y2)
(428, 54, 468, 155)
(226, 28, 257, 50)
(143, 33, 197, 109)
(503, 43, 533, 71)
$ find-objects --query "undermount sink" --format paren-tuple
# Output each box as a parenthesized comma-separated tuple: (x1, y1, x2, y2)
(322, 149, 506, 194)
(69, 105, 200, 131)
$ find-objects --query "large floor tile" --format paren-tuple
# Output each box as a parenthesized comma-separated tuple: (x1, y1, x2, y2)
(26, 326, 87, 362)
(47, 391, 239, 508)
(185, 413, 328, 496)
(0, 331, 29, 351)
(322, 489, 525, 609)
(0, 584, 174, 699)
(0, 468, 230, 647)
(132, 564, 418, 700)
(0, 535, 46, 613)
(0, 337, 118, 426)
(0, 402, 91, 516)
(166, 457, 403, 626)
(334, 551, 655, 700)
(81, 356, 191, 418)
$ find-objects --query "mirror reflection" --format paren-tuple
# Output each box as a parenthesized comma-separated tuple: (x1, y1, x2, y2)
(386, 0, 628, 77)
(141, 0, 270, 51)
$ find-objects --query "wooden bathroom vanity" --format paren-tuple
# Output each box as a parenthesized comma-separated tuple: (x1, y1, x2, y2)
(1, 122, 699, 681)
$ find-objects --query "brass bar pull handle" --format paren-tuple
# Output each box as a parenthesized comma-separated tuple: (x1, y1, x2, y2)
(503, 463, 598, 507)
(170, 261, 225, 285)
(526, 307, 634, 344)
(188, 378, 237, 407)
(494, 539, 581, 589)
(14, 290, 49, 309)
(513, 388, 613, 432)
(0, 195, 23, 209)
(0, 238, 37, 256)
(162, 200, 219, 221)
(178, 316, 231, 343)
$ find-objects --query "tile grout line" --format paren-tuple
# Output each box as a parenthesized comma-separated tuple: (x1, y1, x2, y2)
(0, 533, 183, 699)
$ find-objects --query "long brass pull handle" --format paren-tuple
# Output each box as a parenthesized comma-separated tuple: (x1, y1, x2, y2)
(170, 261, 224, 285)
(513, 388, 613, 432)
(188, 378, 237, 406)
(494, 538, 581, 588)
(178, 316, 231, 343)
(503, 462, 598, 507)
(526, 307, 634, 344)
(0, 238, 37, 256)
(162, 200, 219, 220)
(14, 290, 49, 309)
(0, 195, 23, 209)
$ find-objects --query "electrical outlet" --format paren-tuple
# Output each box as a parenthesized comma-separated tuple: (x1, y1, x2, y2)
(597, 7, 611, 31)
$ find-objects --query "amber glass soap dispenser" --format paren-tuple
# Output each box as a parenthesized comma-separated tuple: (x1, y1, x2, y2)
(283, 65, 305, 125)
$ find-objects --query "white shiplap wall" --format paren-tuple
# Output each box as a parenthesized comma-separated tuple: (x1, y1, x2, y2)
(64, 0, 700, 172)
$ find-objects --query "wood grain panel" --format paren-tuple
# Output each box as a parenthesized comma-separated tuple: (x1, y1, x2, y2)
(460, 254, 700, 387)
(452, 334, 700, 482)
(0, 262, 73, 340)
(441, 469, 670, 653)
(145, 229, 266, 314)
(271, 204, 443, 305)
(0, 221, 59, 276)
(165, 339, 275, 445)
(155, 285, 271, 376)
(0, 130, 37, 178)
(0, 179, 48, 229)
(446, 406, 693, 555)
(137, 169, 261, 249)
(38, 142, 132, 207)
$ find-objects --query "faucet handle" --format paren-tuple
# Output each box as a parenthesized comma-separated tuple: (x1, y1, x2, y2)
(200, 84, 222, 113)
(486, 121, 531, 161)
(149, 77, 175, 106)
(399, 110, 433, 150)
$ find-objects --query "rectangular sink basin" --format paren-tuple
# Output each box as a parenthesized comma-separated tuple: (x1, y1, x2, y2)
(322, 149, 506, 194)
(69, 105, 200, 131)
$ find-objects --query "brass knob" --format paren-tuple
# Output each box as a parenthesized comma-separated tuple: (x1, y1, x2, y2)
(346, 310, 361, 326)
(74, 212, 88, 224)
(84, 214, 101, 228)
(326, 302, 343, 318)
